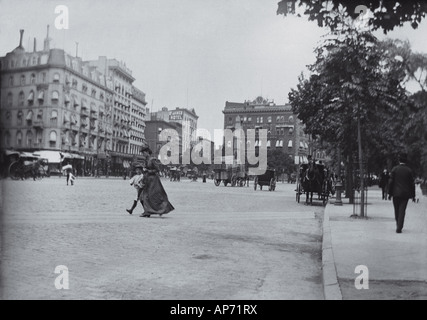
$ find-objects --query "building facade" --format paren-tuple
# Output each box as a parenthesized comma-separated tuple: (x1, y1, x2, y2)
(144, 120, 182, 163)
(130, 86, 147, 155)
(222, 96, 310, 164)
(150, 107, 198, 155)
(0, 29, 115, 175)
(1, 29, 148, 176)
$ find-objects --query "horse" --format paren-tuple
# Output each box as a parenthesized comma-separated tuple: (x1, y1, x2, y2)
(301, 162, 323, 205)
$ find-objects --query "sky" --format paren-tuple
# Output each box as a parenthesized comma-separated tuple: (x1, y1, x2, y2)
(1, 0, 427, 139)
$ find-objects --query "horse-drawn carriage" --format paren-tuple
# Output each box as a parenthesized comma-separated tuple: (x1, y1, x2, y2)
(8, 152, 49, 180)
(213, 163, 248, 187)
(168, 166, 181, 181)
(296, 161, 334, 205)
(253, 168, 277, 191)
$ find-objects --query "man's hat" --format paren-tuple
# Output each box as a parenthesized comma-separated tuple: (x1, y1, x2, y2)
(398, 153, 408, 163)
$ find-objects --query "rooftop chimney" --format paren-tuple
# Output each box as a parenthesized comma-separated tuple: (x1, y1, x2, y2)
(33, 37, 37, 52)
(19, 29, 24, 48)
(43, 25, 51, 51)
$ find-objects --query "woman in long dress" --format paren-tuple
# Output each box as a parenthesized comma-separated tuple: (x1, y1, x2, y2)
(139, 147, 174, 217)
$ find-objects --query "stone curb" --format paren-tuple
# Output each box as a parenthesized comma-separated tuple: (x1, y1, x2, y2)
(322, 202, 343, 300)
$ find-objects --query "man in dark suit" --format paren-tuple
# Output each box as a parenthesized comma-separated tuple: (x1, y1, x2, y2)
(388, 153, 416, 233)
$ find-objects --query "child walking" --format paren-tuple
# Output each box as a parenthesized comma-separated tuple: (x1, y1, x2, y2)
(126, 166, 144, 215)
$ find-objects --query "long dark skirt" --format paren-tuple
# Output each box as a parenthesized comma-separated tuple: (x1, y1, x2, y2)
(140, 174, 174, 215)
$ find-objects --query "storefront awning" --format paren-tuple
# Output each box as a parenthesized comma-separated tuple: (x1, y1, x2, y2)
(27, 91, 34, 101)
(33, 150, 61, 163)
(123, 160, 130, 168)
(26, 110, 33, 121)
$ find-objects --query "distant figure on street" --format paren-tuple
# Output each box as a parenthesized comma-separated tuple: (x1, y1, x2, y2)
(66, 168, 72, 186)
(388, 153, 416, 233)
(139, 146, 174, 218)
(126, 165, 144, 215)
(379, 169, 390, 200)
(69, 172, 76, 186)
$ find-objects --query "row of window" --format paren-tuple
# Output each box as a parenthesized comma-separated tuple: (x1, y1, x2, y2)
(6, 90, 61, 107)
(225, 139, 309, 149)
(3, 130, 54, 148)
(7, 72, 60, 87)
(228, 115, 294, 124)
(1, 54, 49, 70)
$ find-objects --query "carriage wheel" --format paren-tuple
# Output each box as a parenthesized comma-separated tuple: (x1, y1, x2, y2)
(254, 177, 258, 190)
(214, 179, 221, 186)
(223, 180, 228, 187)
(9, 161, 22, 180)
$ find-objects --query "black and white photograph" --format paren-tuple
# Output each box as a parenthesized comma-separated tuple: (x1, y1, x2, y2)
(1, 0, 427, 305)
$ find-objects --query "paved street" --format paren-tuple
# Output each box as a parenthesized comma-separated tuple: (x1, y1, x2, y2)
(0, 177, 325, 300)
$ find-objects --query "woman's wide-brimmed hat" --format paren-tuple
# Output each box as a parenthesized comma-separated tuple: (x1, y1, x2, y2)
(132, 161, 145, 169)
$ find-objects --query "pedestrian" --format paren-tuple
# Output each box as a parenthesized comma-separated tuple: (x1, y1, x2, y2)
(388, 153, 416, 233)
(139, 146, 174, 218)
(379, 169, 390, 200)
(66, 168, 71, 186)
(69, 172, 76, 186)
(126, 165, 144, 215)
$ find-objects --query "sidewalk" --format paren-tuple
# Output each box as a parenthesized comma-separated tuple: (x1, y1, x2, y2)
(322, 186, 427, 300)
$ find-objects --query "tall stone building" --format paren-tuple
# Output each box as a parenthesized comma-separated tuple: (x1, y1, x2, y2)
(0, 28, 148, 176)
(222, 96, 310, 165)
(149, 106, 198, 157)
(0, 28, 115, 175)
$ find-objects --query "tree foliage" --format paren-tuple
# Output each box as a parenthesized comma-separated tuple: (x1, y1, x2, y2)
(277, 0, 427, 34)
(288, 30, 415, 176)
(267, 149, 296, 174)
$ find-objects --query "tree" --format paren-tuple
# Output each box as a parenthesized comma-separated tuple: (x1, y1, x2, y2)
(288, 29, 413, 207)
(267, 149, 296, 176)
(277, 0, 427, 33)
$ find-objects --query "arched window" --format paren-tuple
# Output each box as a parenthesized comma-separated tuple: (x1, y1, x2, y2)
(52, 90, 59, 101)
(32, 56, 37, 65)
(27, 90, 35, 105)
(9, 76, 14, 86)
(50, 110, 58, 126)
(26, 130, 33, 147)
(19, 91, 25, 106)
(16, 131, 23, 147)
(49, 130, 57, 148)
(5, 131, 11, 147)
(30, 73, 36, 84)
(7, 92, 13, 107)
(20, 75, 25, 85)
(288, 116, 294, 122)
(53, 73, 60, 82)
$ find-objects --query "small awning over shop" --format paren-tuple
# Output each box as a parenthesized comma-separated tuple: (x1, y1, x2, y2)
(26, 110, 33, 121)
(27, 91, 34, 102)
(63, 112, 70, 124)
(33, 150, 61, 163)
(295, 156, 308, 164)
(37, 91, 44, 100)
(71, 153, 84, 160)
